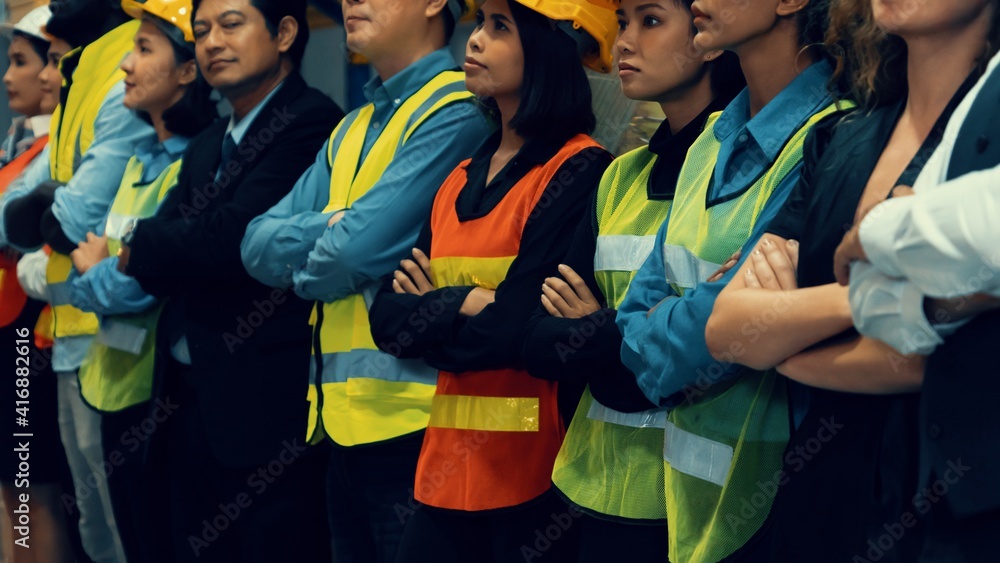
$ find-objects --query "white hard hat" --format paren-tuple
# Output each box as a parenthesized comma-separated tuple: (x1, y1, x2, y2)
(1, 5, 54, 42)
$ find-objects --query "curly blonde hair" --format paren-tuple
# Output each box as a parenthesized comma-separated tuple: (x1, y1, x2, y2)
(826, 0, 1000, 108)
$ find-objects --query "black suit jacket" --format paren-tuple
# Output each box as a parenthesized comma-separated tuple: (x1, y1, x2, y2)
(126, 72, 344, 467)
(920, 66, 1000, 518)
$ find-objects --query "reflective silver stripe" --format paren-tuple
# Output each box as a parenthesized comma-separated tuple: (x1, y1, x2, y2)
(104, 212, 138, 241)
(47, 281, 73, 306)
(319, 349, 438, 385)
(662, 244, 721, 289)
(96, 319, 146, 355)
(663, 420, 733, 487)
(587, 399, 667, 428)
(593, 235, 656, 272)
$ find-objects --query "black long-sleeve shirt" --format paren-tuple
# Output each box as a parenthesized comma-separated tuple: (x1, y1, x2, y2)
(368, 133, 612, 391)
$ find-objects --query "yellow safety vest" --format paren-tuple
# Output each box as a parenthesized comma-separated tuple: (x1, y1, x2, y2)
(660, 102, 844, 563)
(551, 145, 672, 521)
(306, 70, 476, 446)
(46, 20, 140, 340)
(78, 157, 182, 412)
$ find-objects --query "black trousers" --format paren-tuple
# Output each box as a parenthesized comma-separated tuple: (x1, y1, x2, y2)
(394, 489, 580, 563)
(326, 431, 424, 563)
(163, 360, 331, 563)
(576, 512, 666, 563)
(101, 401, 173, 563)
(920, 503, 1000, 563)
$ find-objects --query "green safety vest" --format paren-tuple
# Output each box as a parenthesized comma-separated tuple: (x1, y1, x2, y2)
(77, 156, 182, 412)
(660, 102, 844, 563)
(46, 20, 140, 340)
(551, 145, 672, 521)
(306, 70, 477, 446)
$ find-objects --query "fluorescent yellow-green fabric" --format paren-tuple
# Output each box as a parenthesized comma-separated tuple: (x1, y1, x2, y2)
(307, 71, 475, 446)
(551, 147, 672, 521)
(49, 20, 138, 183)
(47, 20, 139, 339)
(661, 103, 843, 563)
(78, 158, 181, 412)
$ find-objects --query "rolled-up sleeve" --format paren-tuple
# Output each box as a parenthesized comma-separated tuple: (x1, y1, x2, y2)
(69, 257, 157, 316)
(858, 164, 1000, 298)
(292, 104, 492, 303)
(849, 262, 948, 355)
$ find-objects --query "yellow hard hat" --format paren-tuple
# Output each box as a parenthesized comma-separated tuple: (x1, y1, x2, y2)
(121, 0, 195, 44)
(512, 0, 618, 73)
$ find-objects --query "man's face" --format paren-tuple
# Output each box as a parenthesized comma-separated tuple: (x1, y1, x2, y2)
(192, 0, 288, 96)
(341, 0, 429, 61)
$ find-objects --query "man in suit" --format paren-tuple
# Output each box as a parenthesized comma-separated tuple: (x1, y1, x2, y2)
(118, 0, 344, 560)
(836, 49, 1000, 562)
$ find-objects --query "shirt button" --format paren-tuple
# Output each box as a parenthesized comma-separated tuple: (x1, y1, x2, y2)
(737, 134, 748, 144)
(394, 98, 401, 105)
(372, 122, 380, 129)
(976, 135, 989, 153)
(928, 423, 942, 440)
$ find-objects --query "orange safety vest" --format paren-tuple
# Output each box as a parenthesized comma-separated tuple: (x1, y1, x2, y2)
(0, 136, 48, 328)
(416, 133, 602, 511)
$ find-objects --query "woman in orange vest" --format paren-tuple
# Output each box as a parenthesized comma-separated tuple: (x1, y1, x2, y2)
(369, 1, 616, 561)
(0, 6, 75, 562)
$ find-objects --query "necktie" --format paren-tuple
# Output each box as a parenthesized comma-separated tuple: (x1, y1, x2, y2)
(215, 133, 237, 182)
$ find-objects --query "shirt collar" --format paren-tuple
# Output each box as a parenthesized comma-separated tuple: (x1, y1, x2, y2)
(226, 79, 285, 144)
(134, 134, 191, 170)
(362, 49, 459, 108)
(649, 96, 728, 158)
(715, 60, 834, 160)
(28, 115, 51, 137)
(647, 97, 730, 199)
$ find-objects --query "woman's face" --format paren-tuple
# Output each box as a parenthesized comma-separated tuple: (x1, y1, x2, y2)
(873, 0, 992, 37)
(464, 0, 525, 103)
(4, 35, 46, 117)
(616, 0, 716, 102)
(690, 0, 782, 52)
(38, 38, 70, 116)
(120, 19, 195, 116)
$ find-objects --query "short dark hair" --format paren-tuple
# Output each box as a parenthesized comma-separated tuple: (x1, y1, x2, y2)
(11, 30, 50, 62)
(191, 0, 309, 68)
(504, 0, 596, 143)
(136, 23, 218, 138)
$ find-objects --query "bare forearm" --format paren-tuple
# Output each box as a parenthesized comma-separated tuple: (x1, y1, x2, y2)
(924, 293, 1000, 325)
(706, 283, 853, 369)
(776, 336, 924, 394)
